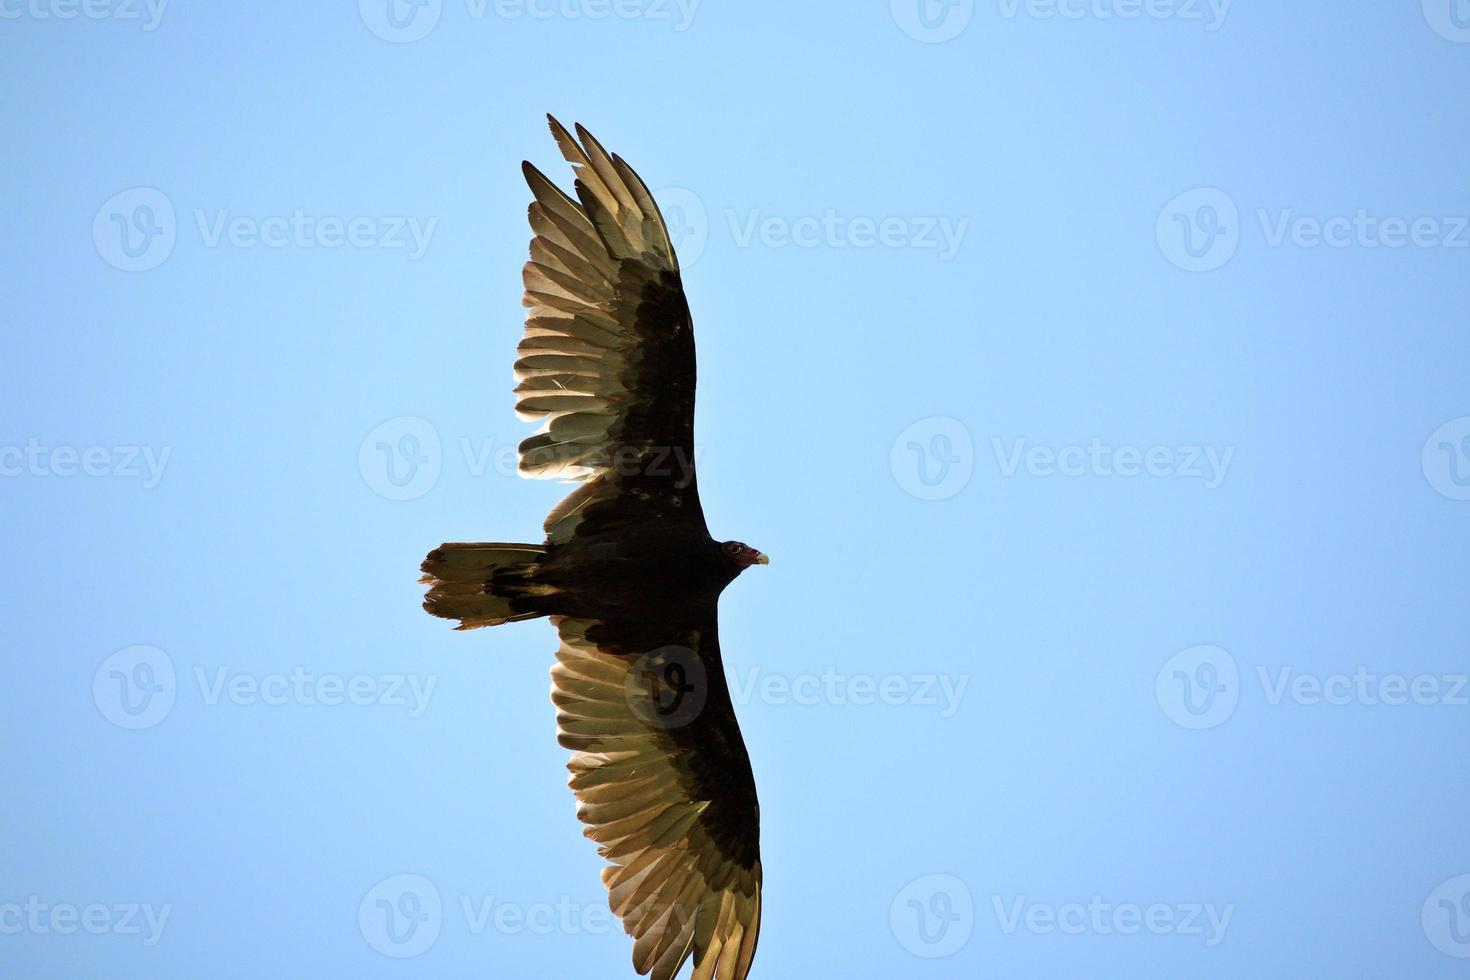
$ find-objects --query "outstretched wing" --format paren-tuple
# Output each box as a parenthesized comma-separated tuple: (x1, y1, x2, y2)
(516, 116, 704, 544)
(552, 616, 761, 980)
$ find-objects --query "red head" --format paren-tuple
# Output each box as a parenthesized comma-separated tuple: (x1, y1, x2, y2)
(721, 540, 769, 570)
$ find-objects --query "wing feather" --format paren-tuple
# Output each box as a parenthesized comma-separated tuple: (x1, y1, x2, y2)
(515, 116, 703, 541)
(551, 616, 761, 980)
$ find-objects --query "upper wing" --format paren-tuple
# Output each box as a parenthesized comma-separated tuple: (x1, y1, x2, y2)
(552, 616, 761, 980)
(516, 117, 704, 544)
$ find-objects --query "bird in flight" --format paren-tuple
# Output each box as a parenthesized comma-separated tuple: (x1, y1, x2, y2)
(420, 116, 766, 980)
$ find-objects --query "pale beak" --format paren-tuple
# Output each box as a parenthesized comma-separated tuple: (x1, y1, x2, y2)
(753, 553, 769, 565)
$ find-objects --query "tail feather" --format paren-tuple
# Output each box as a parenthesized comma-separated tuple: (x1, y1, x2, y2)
(420, 542, 549, 630)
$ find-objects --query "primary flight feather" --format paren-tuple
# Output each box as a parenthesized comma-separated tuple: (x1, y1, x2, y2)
(420, 115, 766, 980)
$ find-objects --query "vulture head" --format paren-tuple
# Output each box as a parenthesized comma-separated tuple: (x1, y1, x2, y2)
(721, 540, 769, 571)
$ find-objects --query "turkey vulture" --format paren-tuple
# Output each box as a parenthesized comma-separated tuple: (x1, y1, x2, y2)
(420, 116, 766, 980)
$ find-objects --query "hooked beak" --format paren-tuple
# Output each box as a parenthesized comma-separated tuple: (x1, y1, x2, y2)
(753, 552, 769, 565)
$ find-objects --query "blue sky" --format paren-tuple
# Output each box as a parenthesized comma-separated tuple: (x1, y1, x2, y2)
(4, 2, 1470, 977)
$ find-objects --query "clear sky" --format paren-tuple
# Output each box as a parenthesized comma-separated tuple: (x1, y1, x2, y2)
(4, 2, 1470, 977)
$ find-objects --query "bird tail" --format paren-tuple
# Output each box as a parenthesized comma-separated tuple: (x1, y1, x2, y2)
(420, 542, 550, 630)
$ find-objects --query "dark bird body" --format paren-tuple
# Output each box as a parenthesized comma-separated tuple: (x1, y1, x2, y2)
(539, 530, 738, 627)
(419, 117, 766, 980)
